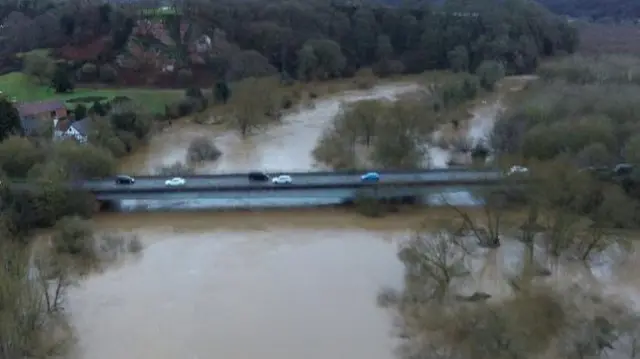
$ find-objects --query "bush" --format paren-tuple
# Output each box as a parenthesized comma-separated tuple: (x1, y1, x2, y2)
(98, 64, 117, 83)
(353, 192, 386, 217)
(154, 161, 196, 176)
(78, 62, 98, 81)
(176, 68, 193, 85)
(186, 136, 222, 162)
(0, 241, 73, 357)
(372, 60, 405, 78)
(51, 66, 73, 93)
(53, 216, 95, 260)
(213, 81, 231, 104)
(91, 101, 106, 116)
(66, 96, 108, 104)
(177, 98, 198, 116)
(74, 104, 87, 120)
(354, 68, 377, 89)
(111, 95, 132, 102)
(185, 87, 203, 98)
(281, 95, 294, 110)
(475, 60, 505, 91)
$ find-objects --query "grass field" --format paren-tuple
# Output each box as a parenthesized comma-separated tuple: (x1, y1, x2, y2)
(0, 72, 183, 114)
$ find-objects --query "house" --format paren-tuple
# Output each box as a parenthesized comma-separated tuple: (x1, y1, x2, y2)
(17, 100, 68, 137)
(17, 100, 68, 122)
(20, 117, 42, 136)
(55, 117, 90, 143)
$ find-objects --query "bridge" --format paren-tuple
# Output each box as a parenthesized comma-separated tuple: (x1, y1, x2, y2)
(75, 168, 515, 201)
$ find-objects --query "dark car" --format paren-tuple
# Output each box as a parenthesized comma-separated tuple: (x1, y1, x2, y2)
(614, 163, 634, 176)
(248, 171, 270, 182)
(115, 175, 135, 185)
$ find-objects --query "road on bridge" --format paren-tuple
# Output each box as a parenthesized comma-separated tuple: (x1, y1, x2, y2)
(81, 169, 505, 192)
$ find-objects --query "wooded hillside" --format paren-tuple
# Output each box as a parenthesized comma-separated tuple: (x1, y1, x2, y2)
(535, 0, 640, 21)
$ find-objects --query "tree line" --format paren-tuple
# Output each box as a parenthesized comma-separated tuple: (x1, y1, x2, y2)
(491, 54, 640, 226)
(379, 182, 640, 359)
(1, 0, 577, 85)
(371, 52, 640, 356)
(535, 0, 640, 22)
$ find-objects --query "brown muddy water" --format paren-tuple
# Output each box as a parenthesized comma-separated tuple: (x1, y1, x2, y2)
(70, 79, 640, 359)
(70, 210, 640, 359)
(118, 83, 420, 174)
(117, 82, 493, 210)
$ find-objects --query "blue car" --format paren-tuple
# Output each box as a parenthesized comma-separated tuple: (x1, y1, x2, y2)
(360, 172, 380, 182)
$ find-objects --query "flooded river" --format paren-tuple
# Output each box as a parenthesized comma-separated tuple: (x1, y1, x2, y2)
(69, 209, 640, 359)
(119, 83, 420, 174)
(69, 80, 640, 359)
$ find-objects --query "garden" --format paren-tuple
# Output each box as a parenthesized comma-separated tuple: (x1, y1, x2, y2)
(0, 71, 182, 114)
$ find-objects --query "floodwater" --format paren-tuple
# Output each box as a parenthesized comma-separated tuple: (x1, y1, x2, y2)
(119, 83, 419, 174)
(69, 210, 640, 359)
(71, 79, 640, 359)
(117, 82, 498, 210)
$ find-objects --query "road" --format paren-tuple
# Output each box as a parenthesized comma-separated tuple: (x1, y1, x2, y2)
(82, 169, 505, 192)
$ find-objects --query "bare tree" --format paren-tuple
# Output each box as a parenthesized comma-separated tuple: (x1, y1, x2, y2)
(186, 136, 222, 162)
(0, 241, 72, 358)
(313, 96, 436, 170)
(447, 190, 508, 248)
(155, 161, 196, 176)
(394, 225, 470, 304)
(34, 250, 75, 313)
(556, 292, 640, 359)
(228, 77, 279, 137)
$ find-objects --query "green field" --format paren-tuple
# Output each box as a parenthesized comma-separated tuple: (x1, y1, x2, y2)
(0, 72, 183, 114)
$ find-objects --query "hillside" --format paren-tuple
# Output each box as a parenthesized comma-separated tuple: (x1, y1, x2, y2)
(0, 0, 576, 89)
(534, 0, 640, 21)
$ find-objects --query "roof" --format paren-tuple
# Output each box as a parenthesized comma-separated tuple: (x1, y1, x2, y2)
(20, 117, 41, 135)
(17, 100, 66, 117)
(55, 119, 71, 131)
(70, 118, 91, 136)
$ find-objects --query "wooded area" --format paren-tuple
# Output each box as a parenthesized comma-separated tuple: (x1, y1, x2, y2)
(0, 0, 577, 86)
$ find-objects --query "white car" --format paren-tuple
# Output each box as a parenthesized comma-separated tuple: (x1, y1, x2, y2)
(507, 165, 529, 175)
(165, 177, 186, 186)
(271, 175, 293, 184)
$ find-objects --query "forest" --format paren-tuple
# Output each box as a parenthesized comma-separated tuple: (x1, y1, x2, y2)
(535, 0, 640, 21)
(0, 0, 577, 87)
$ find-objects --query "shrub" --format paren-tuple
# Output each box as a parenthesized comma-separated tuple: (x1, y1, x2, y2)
(98, 64, 117, 83)
(186, 136, 222, 162)
(177, 98, 197, 117)
(213, 81, 231, 104)
(354, 192, 386, 217)
(79, 62, 98, 81)
(354, 68, 377, 89)
(281, 95, 294, 110)
(74, 104, 87, 120)
(91, 101, 106, 116)
(475, 60, 505, 91)
(154, 161, 196, 176)
(66, 96, 108, 104)
(51, 66, 73, 93)
(185, 87, 203, 98)
(176, 68, 193, 85)
(52, 216, 98, 272)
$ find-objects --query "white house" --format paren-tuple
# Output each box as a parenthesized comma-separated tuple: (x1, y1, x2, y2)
(54, 118, 90, 143)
